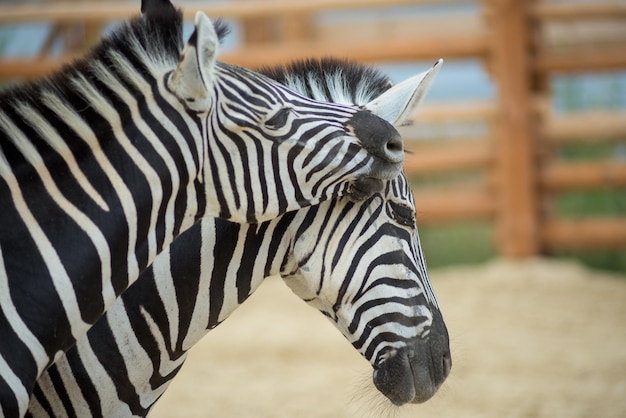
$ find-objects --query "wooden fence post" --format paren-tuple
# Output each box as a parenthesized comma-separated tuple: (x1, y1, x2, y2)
(488, 0, 540, 257)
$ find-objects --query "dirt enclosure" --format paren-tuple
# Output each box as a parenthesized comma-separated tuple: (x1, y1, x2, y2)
(151, 259, 626, 418)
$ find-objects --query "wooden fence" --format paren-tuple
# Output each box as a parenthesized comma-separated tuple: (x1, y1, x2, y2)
(0, 0, 625, 258)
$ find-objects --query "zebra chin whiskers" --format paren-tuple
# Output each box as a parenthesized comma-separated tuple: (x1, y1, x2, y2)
(348, 370, 402, 418)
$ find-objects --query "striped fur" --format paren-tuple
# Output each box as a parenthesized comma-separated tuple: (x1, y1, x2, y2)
(28, 59, 450, 417)
(0, 2, 405, 415)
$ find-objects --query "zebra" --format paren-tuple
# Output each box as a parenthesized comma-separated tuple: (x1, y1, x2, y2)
(27, 58, 450, 417)
(0, 0, 410, 415)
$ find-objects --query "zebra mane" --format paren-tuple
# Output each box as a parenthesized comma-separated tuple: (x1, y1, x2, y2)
(258, 58, 393, 107)
(0, 6, 230, 103)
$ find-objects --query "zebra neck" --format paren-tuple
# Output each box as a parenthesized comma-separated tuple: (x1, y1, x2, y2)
(127, 211, 302, 355)
(0, 53, 205, 363)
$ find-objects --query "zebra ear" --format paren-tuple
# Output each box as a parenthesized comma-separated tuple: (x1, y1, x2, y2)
(365, 59, 443, 127)
(167, 12, 218, 111)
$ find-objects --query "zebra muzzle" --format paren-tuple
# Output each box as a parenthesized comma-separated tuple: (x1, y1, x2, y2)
(372, 340, 451, 406)
(347, 110, 405, 178)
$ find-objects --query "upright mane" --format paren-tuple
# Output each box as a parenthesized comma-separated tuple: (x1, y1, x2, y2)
(259, 58, 394, 107)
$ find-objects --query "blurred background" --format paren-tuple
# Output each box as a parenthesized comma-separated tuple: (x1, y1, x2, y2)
(0, 0, 624, 272)
(1, 1, 625, 417)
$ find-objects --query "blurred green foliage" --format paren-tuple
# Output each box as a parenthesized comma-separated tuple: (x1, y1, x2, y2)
(418, 221, 496, 269)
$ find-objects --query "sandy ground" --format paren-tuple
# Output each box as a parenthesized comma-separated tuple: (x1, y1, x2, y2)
(150, 258, 626, 418)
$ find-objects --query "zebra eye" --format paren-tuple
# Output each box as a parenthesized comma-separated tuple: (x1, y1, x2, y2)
(389, 201, 415, 227)
(265, 107, 291, 129)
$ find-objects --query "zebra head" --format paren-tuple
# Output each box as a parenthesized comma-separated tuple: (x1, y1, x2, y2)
(142, 0, 441, 222)
(270, 59, 451, 406)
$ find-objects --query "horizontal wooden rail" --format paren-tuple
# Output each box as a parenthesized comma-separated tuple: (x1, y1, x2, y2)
(220, 31, 488, 67)
(413, 189, 496, 224)
(0, 0, 472, 23)
(541, 110, 626, 144)
(413, 101, 497, 122)
(541, 162, 626, 191)
(543, 218, 626, 250)
(319, 14, 484, 43)
(0, 58, 74, 81)
(534, 46, 626, 73)
(404, 142, 493, 175)
(530, 1, 626, 20)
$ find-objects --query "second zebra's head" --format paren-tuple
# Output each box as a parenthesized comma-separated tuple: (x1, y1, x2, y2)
(142, 0, 440, 223)
(267, 59, 451, 406)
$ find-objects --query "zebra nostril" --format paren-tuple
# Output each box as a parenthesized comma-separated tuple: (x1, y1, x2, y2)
(442, 351, 452, 378)
(386, 133, 403, 155)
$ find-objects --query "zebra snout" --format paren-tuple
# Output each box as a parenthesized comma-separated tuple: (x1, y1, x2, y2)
(372, 326, 451, 406)
(348, 110, 405, 168)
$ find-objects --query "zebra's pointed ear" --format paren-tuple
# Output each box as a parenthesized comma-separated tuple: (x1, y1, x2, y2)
(167, 12, 218, 111)
(365, 59, 443, 127)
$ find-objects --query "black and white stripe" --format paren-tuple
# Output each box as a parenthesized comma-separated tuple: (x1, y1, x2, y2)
(27, 58, 449, 417)
(0, 1, 405, 415)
